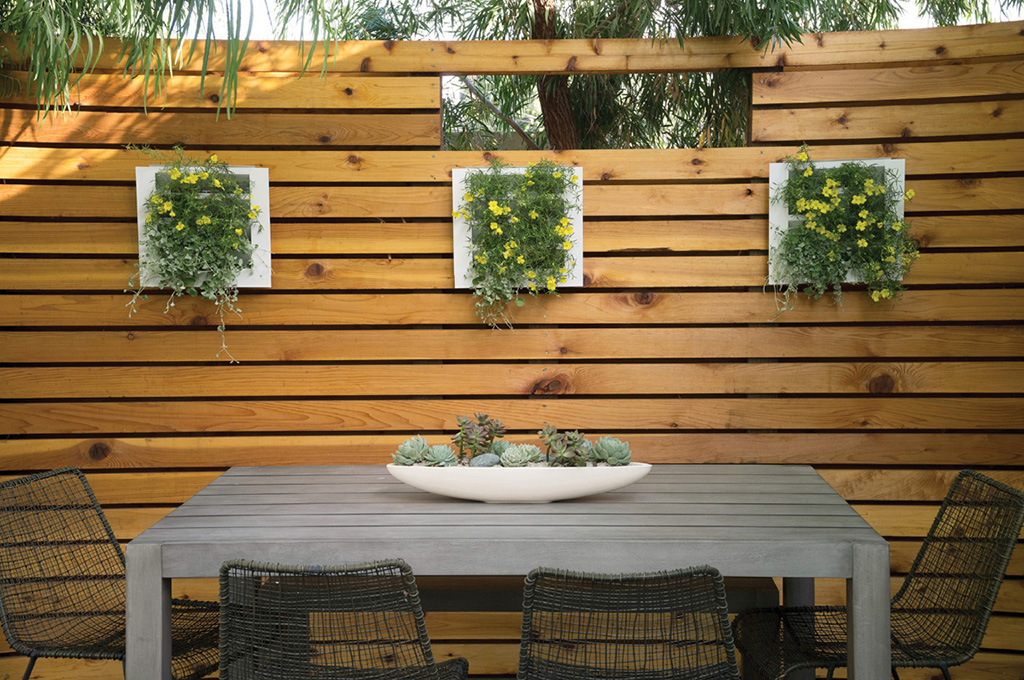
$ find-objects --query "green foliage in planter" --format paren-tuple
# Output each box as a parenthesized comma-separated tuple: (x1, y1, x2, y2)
(455, 159, 580, 326)
(772, 146, 918, 309)
(451, 412, 506, 462)
(127, 146, 262, 360)
(539, 426, 593, 467)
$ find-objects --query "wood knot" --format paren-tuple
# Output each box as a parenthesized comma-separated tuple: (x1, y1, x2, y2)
(934, 45, 946, 55)
(318, 135, 332, 144)
(305, 262, 325, 279)
(257, 43, 267, 53)
(565, 56, 578, 72)
(816, 33, 824, 47)
(881, 143, 895, 154)
(483, 152, 494, 161)
(208, 93, 220, 104)
(359, 57, 371, 72)
(88, 442, 111, 461)
(878, 41, 886, 49)
(992, 107, 1003, 118)
(76, 161, 91, 170)
(868, 374, 895, 394)
(559, 346, 568, 355)
(745, 187, 754, 196)
(125, 332, 136, 341)
(690, 158, 703, 166)
(633, 291, 654, 306)
(347, 154, 361, 165)
(531, 378, 566, 395)
(581, 273, 592, 287)
(446, 46, 455, 54)
(837, 115, 848, 125)
(900, 128, 912, 138)
(958, 178, 976, 187)
(775, 54, 787, 67)
(383, 40, 395, 52)
(600, 172, 613, 180)
(343, 87, 354, 96)
(190, 315, 209, 326)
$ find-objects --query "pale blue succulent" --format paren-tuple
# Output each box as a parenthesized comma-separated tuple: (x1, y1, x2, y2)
(422, 444, 457, 467)
(591, 437, 632, 466)
(490, 439, 513, 457)
(500, 444, 542, 467)
(392, 435, 430, 465)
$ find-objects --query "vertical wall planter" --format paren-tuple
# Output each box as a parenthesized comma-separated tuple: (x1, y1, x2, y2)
(135, 164, 272, 288)
(451, 162, 583, 326)
(767, 153, 914, 306)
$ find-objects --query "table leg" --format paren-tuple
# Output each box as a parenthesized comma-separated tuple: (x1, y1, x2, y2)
(126, 542, 172, 680)
(782, 578, 815, 680)
(848, 541, 891, 680)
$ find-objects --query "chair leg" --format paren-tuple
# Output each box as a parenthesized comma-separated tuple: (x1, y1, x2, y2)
(121, 658, 127, 679)
(825, 668, 835, 680)
(940, 667, 952, 680)
(22, 655, 37, 680)
(892, 670, 899, 680)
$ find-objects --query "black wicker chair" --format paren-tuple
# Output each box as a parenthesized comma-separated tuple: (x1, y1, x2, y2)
(517, 564, 741, 680)
(0, 467, 219, 680)
(732, 470, 1024, 680)
(219, 558, 469, 680)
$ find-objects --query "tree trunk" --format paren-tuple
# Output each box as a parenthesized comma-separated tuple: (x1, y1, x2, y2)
(532, 0, 579, 150)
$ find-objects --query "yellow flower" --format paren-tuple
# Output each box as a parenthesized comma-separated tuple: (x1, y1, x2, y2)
(235, 228, 243, 236)
(233, 242, 239, 249)
(891, 221, 903, 231)
(553, 172, 562, 179)
(527, 180, 535, 186)
(145, 214, 152, 223)
(871, 290, 881, 302)
(161, 201, 172, 213)
(516, 255, 525, 264)
(526, 271, 536, 279)
(558, 267, 567, 274)
(234, 187, 242, 195)
(248, 211, 258, 220)
(859, 210, 869, 219)
(209, 154, 218, 163)
(795, 151, 808, 162)
(169, 168, 182, 180)
(510, 216, 519, 224)
(508, 240, 517, 249)
(168, 211, 175, 217)
(570, 175, 578, 184)
(803, 167, 813, 177)
(857, 238, 868, 248)
(474, 254, 488, 264)
(905, 189, 915, 201)
(503, 206, 511, 214)
(559, 217, 570, 226)
(452, 210, 461, 218)
(563, 241, 572, 250)
(199, 171, 209, 180)
(559, 276, 567, 283)
(175, 222, 185, 231)
(852, 194, 867, 205)
(463, 192, 474, 202)
(213, 179, 222, 188)
(529, 211, 539, 219)
(490, 222, 499, 230)
(528, 284, 537, 291)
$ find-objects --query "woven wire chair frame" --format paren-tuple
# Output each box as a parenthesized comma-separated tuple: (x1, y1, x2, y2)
(732, 470, 1024, 680)
(219, 558, 469, 680)
(517, 564, 742, 680)
(0, 468, 219, 680)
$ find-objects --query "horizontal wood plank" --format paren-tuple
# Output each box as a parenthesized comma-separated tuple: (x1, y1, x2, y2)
(5, 251, 1020, 290)
(0, 109, 439, 147)
(6, 22, 1021, 74)
(3, 290, 1021, 327)
(3, 361, 1021, 399)
(753, 100, 1024, 142)
(2, 397, 1019, 435)
(3, 72, 441, 109)
(3, 433, 1019, 470)
(2, 177, 1015, 218)
(3, 325, 1020, 363)
(5, 141, 1023, 183)
(753, 59, 1024, 104)
(3, 212, 1023, 256)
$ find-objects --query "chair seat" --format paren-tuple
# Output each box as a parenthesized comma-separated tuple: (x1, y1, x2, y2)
(524, 657, 742, 680)
(298, 658, 470, 680)
(733, 605, 978, 678)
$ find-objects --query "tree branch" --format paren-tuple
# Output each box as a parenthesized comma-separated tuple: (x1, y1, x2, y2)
(459, 75, 542, 150)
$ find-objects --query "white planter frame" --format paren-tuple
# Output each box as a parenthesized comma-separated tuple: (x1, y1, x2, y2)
(451, 165, 583, 288)
(768, 158, 905, 286)
(135, 165, 272, 288)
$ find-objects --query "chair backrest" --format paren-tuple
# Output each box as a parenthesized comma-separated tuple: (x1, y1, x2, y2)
(893, 470, 1024, 660)
(219, 558, 443, 680)
(517, 565, 741, 680)
(0, 468, 127, 653)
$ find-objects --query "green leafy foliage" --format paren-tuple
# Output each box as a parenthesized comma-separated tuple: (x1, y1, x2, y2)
(450, 413, 506, 461)
(456, 159, 580, 326)
(772, 146, 919, 309)
(127, 145, 262, 360)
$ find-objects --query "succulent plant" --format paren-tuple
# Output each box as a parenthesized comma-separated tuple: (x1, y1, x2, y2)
(592, 437, 632, 466)
(392, 435, 431, 465)
(422, 445, 457, 467)
(539, 425, 591, 467)
(490, 439, 513, 457)
(500, 444, 542, 467)
(451, 412, 506, 461)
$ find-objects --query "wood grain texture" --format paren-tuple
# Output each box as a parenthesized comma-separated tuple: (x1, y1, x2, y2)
(6, 252, 1019, 290)
(2, 72, 441, 109)
(3, 362, 1021, 399)
(3, 290, 1022, 327)
(4, 326, 1020, 363)
(2, 434, 1020, 470)
(753, 100, 1024, 142)
(753, 59, 1024, 104)
(5, 21, 1021, 73)
(2, 397, 1020, 435)
(0, 109, 440, 147)
(3, 141, 1023, 183)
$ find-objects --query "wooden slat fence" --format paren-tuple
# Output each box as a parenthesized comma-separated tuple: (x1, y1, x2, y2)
(1, 20, 1022, 678)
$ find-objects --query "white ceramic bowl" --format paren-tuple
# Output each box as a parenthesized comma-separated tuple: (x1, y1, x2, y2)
(386, 462, 652, 503)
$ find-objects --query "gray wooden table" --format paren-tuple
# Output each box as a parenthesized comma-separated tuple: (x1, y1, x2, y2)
(126, 464, 890, 679)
